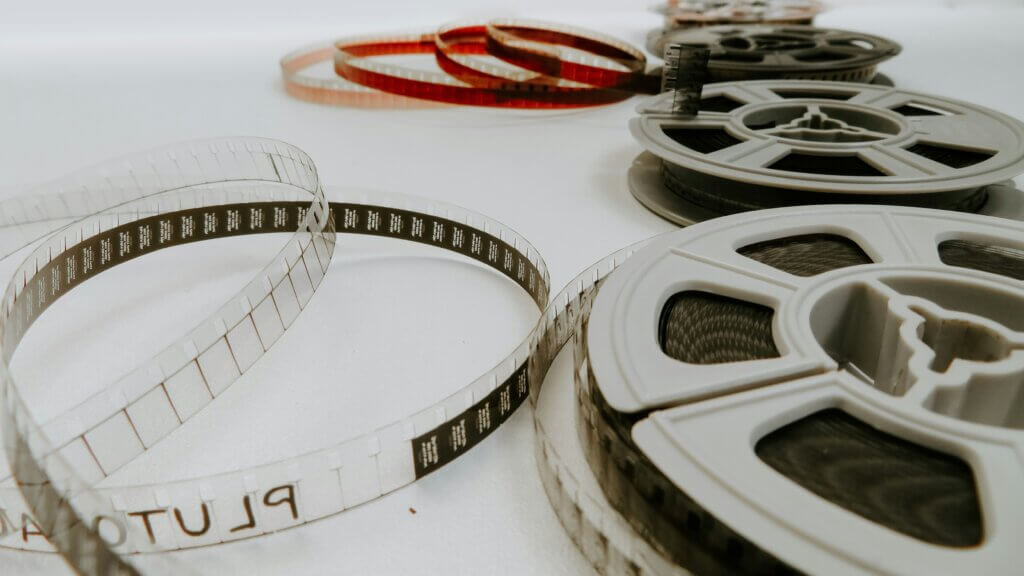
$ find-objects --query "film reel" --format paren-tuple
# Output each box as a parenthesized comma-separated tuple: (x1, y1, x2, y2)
(646, 26, 901, 84)
(629, 80, 1024, 225)
(659, 1, 824, 29)
(576, 205, 1024, 575)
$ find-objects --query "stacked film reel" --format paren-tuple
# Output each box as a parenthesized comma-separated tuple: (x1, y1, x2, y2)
(571, 205, 1024, 575)
(658, 1, 825, 32)
(647, 25, 901, 85)
(565, 20, 1024, 571)
(629, 80, 1024, 225)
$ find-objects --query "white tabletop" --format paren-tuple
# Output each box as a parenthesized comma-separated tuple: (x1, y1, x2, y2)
(1, 0, 1022, 574)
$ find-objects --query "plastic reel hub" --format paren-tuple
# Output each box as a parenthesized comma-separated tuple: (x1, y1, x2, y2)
(585, 205, 1024, 575)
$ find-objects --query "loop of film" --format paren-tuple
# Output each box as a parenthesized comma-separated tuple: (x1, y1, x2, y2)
(281, 19, 663, 110)
(0, 137, 335, 575)
(0, 137, 681, 576)
(0, 137, 588, 576)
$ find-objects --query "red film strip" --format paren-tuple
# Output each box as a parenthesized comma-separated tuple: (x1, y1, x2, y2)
(282, 20, 659, 109)
(482, 20, 657, 91)
(280, 42, 444, 109)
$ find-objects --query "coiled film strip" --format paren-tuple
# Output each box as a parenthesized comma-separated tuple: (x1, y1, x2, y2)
(0, 138, 672, 575)
(0, 138, 555, 575)
(282, 19, 659, 109)
(0, 138, 337, 575)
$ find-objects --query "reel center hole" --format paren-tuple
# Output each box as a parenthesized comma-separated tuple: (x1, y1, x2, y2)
(794, 111, 843, 131)
(912, 305, 1013, 372)
(746, 33, 816, 52)
(742, 104, 901, 142)
(809, 276, 1024, 429)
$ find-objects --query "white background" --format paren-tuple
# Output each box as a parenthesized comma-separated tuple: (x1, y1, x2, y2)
(1, 0, 1023, 574)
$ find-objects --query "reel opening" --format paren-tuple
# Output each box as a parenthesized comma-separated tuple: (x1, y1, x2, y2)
(809, 273, 1024, 429)
(938, 239, 1024, 281)
(738, 233, 873, 277)
(756, 408, 983, 547)
(658, 291, 780, 364)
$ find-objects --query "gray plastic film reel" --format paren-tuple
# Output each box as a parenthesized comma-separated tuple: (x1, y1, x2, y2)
(647, 26, 900, 84)
(580, 205, 1024, 575)
(629, 80, 1024, 225)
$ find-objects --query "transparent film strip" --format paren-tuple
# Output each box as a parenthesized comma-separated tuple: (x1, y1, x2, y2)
(0, 138, 590, 576)
(0, 137, 335, 575)
(0, 135, 690, 576)
(525, 245, 695, 576)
